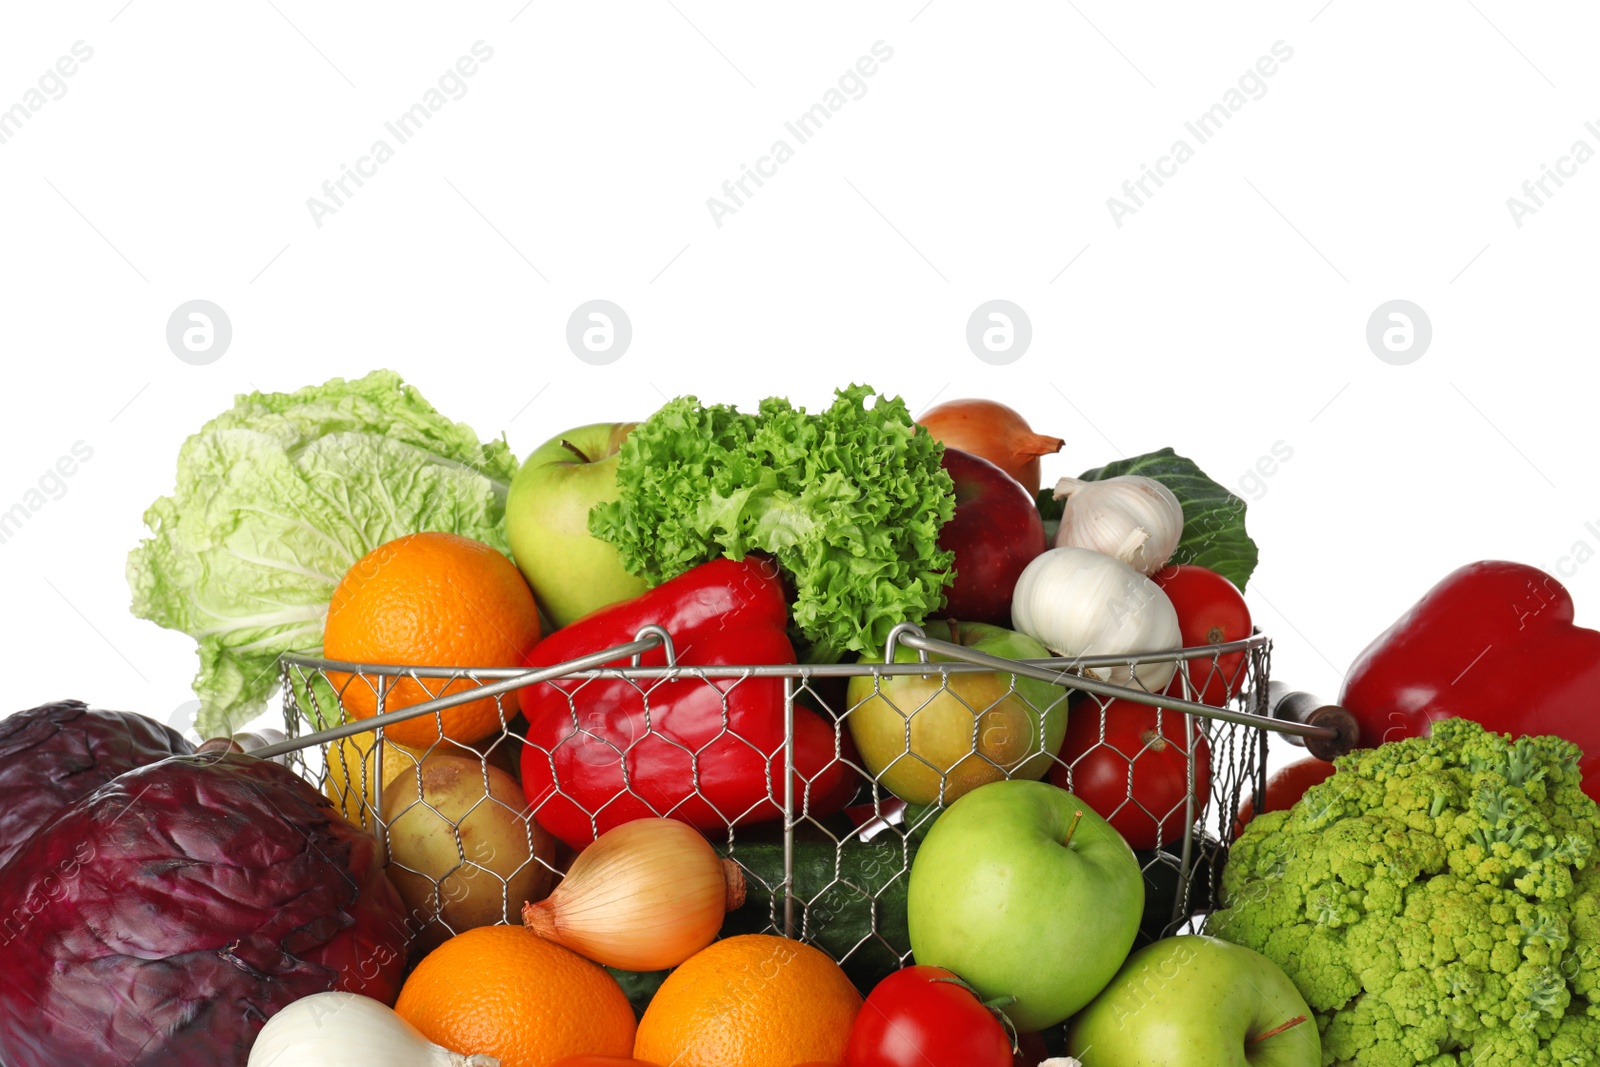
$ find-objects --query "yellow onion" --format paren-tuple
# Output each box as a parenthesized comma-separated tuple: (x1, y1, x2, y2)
(918, 398, 1064, 494)
(521, 818, 745, 971)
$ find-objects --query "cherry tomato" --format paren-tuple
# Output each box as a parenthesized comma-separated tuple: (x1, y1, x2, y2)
(1153, 564, 1252, 707)
(1049, 697, 1212, 851)
(844, 965, 1013, 1067)
(1235, 755, 1336, 833)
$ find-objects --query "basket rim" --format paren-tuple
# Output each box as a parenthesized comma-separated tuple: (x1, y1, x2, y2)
(280, 630, 1270, 679)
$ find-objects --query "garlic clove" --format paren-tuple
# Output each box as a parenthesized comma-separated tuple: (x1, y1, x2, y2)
(1052, 475, 1184, 575)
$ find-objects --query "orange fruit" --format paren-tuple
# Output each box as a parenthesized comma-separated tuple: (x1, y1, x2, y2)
(633, 934, 861, 1067)
(395, 924, 635, 1066)
(322, 532, 541, 748)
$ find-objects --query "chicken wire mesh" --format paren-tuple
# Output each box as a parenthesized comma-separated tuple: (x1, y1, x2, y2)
(275, 629, 1275, 987)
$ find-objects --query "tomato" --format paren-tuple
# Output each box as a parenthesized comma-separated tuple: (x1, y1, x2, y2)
(1235, 755, 1336, 833)
(1153, 564, 1252, 707)
(1049, 697, 1213, 851)
(844, 965, 1013, 1067)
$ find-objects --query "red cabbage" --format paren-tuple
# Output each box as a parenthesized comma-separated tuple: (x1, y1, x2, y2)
(0, 752, 408, 1067)
(0, 699, 193, 870)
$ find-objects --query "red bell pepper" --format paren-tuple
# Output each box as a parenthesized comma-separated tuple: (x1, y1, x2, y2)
(1338, 560, 1600, 800)
(518, 555, 856, 847)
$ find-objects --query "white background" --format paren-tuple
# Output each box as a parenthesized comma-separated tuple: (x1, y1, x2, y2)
(1, 2, 1596, 774)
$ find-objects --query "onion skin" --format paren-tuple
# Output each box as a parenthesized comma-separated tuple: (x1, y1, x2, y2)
(521, 818, 746, 972)
(918, 399, 1063, 494)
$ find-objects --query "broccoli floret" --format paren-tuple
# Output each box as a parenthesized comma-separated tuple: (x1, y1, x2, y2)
(1569, 863, 1600, 1001)
(1259, 922, 1362, 1013)
(1466, 783, 1530, 852)
(1464, 1010, 1600, 1066)
(1468, 734, 1549, 792)
(1509, 962, 1570, 1029)
(1209, 719, 1600, 1065)
(1319, 988, 1455, 1066)
(1517, 902, 1571, 967)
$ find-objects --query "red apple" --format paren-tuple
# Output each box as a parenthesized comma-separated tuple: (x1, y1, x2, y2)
(937, 447, 1047, 625)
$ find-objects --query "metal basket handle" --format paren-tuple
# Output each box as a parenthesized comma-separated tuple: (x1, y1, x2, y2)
(1256, 681, 1360, 761)
(250, 628, 674, 761)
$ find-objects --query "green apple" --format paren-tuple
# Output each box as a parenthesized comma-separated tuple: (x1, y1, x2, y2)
(505, 423, 650, 627)
(1067, 935, 1321, 1067)
(907, 778, 1143, 1031)
(847, 620, 1068, 806)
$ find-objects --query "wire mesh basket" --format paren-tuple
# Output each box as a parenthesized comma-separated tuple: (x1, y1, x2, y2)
(267, 623, 1302, 990)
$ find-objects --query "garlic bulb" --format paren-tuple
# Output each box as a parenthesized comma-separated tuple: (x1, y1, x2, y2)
(1011, 547, 1181, 690)
(247, 992, 499, 1066)
(1053, 475, 1184, 575)
(522, 817, 746, 971)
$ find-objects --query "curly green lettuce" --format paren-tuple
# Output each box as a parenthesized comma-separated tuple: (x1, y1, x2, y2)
(1210, 719, 1600, 1066)
(588, 384, 955, 661)
(127, 371, 517, 737)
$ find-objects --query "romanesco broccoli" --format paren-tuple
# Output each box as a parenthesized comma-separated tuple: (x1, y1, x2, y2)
(1210, 718, 1600, 1066)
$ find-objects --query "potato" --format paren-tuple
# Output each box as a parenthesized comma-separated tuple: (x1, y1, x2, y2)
(379, 753, 555, 952)
(324, 731, 519, 828)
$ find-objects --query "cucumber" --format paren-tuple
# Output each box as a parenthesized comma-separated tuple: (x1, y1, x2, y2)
(602, 834, 917, 1014)
(1132, 834, 1223, 945)
(717, 835, 917, 995)
(604, 965, 669, 1019)
(606, 825, 1220, 1018)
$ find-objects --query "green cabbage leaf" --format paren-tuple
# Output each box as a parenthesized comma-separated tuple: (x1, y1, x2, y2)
(127, 371, 517, 737)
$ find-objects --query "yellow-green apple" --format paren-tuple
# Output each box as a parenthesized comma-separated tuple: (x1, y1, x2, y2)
(847, 619, 1067, 806)
(1067, 935, 1320, 1066)
(506, 424, 649, 627)
(906, 779, 1143, 1031)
